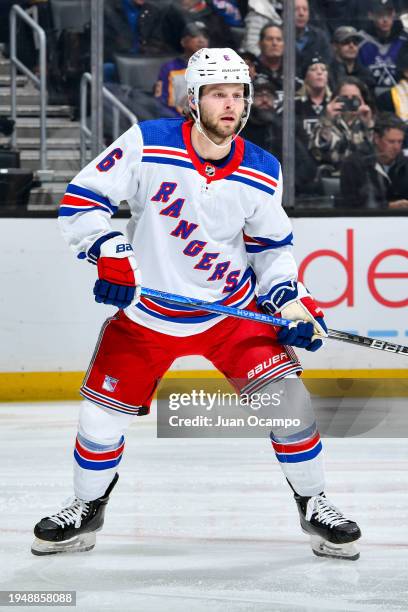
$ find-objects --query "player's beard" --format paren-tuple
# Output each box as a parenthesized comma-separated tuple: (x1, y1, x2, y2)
(199, 106, 242, 143)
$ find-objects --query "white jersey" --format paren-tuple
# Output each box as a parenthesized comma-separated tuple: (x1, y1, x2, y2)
(59, 118, 298, 336)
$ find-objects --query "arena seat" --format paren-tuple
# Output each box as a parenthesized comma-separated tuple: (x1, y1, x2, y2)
(321, 177, 340, 197)
(50, 0, 90, 32)
(115, 55, 175, 93)
(0, 169, 33, 207)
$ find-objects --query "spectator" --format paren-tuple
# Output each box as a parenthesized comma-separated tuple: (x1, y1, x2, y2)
(154, 22, 209, 117)
(329, 26, 376, 90)
(236, 0, 251, 17)
(241, 74, 278, 148)
(236, 0, 250, 17)
(377, 44, 408, 119)
(241, 0, 283, 55)
(211, 0, 243, 26)
(104, 0, 182, 65)
(340, 112, 408, 208)
(308, 1, 369, 34)
(295, 56, 332, 141)
(240, 50, 258, 79)
(254, 24, 284, 97)
(242, 75, 318, 194)
(177, 0, 236, 47)
(254, 23, 302, 103)
(309, 76, 375, 170)
(358, 0, 408, 89)
(295, 0, 333, 77)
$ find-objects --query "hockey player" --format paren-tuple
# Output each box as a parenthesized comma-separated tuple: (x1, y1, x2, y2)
(32, 48, 361, 560)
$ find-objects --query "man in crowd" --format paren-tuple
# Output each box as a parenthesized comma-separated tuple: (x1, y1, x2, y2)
(340, 112, 408, 208)
(242, 74, 279, 149)
(329, 26, 376, 89)
(254, 23, 285, 101)
(358, 0, 408, 89)
(254, 23, 302, 104)
(242, 75, 318, 194)
(295, 0, 333, 77)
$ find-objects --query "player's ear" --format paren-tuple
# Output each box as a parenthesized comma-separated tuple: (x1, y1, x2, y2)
(188, 94, 197, 111)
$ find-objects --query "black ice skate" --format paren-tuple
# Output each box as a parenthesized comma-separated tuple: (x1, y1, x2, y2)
(294, 491, 361, 560)
(31, 473, 118, 555)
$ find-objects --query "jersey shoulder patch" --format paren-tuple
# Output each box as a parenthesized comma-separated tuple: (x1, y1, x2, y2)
(138, 117, 186, 149)
(241, 139, 280, 182)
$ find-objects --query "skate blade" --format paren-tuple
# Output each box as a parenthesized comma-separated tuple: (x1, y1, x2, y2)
(31, 532, 96, 556)
(309, 535, 360, 561)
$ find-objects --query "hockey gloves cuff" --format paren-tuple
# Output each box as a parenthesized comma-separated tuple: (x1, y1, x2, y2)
(258, 280, 327, 352)
(89, 233, 141, 309)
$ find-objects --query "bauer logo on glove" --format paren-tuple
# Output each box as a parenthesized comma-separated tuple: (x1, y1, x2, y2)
(258, 280, 328, 352)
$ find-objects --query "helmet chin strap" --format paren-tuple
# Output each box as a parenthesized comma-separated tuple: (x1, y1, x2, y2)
(194, 120, 235, 149)
(191, 100, 250, 150)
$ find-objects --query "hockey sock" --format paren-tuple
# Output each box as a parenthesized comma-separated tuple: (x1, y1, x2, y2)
(74, 400, 134, 501)
(254, 377, 325, 496)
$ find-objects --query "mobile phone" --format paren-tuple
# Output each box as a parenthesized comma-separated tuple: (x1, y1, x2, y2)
(336, 95, 361, 112)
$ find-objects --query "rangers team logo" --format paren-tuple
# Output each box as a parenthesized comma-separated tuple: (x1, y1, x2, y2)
(205, 164, 216, 177)
(102, 375, 119, 392)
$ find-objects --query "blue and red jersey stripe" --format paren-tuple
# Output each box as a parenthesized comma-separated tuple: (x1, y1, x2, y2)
(59, 184, 117, 217)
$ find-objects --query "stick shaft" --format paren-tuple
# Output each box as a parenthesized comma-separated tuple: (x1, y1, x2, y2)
(140, 287, 408, 356)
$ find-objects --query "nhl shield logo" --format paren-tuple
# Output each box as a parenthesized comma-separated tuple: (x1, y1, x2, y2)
(205, 164, 215, 177)
(102, 375, 119, 392)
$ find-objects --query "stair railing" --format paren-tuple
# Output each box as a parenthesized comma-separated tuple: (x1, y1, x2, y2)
(10, 4, 48, 175)
(80, 72, 137, 167)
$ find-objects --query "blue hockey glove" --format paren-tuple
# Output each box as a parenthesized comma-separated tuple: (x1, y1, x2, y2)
(258, 280, 327, 352)
(87, 232, 141, 309)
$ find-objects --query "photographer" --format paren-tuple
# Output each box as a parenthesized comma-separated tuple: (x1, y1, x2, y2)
(309, 76, 376, 170)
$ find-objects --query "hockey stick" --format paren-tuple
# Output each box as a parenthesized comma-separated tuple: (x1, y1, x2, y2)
(140, 287, 408, 356)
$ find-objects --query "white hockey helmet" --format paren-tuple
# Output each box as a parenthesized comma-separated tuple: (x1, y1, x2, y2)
(185, 48, 253, 138)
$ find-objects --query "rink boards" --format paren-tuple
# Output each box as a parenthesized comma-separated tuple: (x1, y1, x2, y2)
(0, 217, 407, 400)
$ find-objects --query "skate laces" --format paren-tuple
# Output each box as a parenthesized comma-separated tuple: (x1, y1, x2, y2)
(307, 494, 349, 527)
(48, 498, 90, 529)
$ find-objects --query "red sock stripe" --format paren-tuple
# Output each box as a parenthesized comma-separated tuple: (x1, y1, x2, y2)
(75, 437, 125, 461)
(271, 431, 321, 455)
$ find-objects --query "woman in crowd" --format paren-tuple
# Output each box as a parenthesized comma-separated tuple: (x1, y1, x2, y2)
(309, 76, 376, 170)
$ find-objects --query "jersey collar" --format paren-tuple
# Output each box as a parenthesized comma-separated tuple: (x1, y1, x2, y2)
(182, 119, 245, 183)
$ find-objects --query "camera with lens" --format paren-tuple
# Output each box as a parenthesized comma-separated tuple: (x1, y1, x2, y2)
(336, 95, 361, 112)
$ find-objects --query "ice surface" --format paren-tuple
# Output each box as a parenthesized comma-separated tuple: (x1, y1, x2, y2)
(0, 401, 407, 612)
